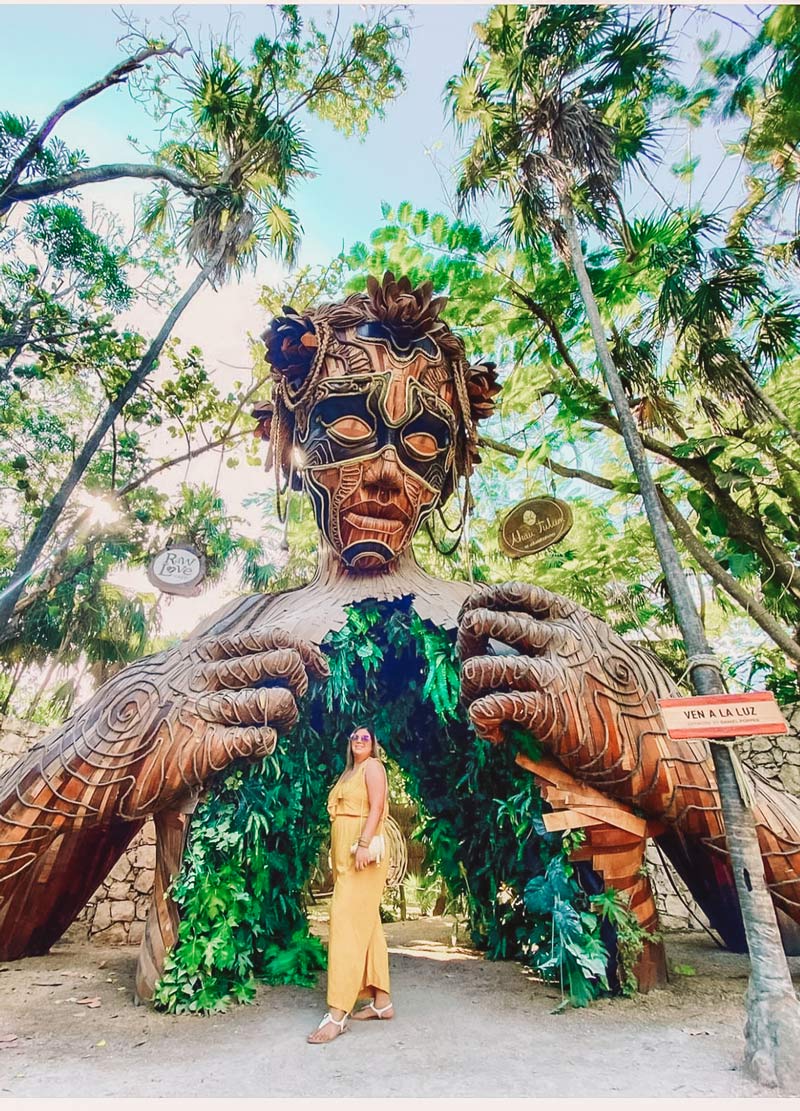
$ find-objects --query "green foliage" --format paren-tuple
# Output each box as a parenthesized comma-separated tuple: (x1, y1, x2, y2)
(157, 599, 619, 1014)
(343, 188, 800, 663)
(128, 7, 410, 279)
(591, 886, 660, 997)
(0, 7, 411, 710)
(449, 5, 672, 243)
(711, 6, 800, 261)
(154, 747, 331, 1014)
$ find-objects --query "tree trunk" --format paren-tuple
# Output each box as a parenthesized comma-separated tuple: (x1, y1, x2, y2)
(0, 263, 212, 643)
(561, 193, 800, 1091)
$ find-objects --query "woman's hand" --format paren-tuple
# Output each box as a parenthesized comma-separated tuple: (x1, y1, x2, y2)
(354, 846, 373, 871)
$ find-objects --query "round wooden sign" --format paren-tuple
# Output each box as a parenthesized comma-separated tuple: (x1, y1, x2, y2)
(146, 545, 206, 597)
(498, 497, 574, 558)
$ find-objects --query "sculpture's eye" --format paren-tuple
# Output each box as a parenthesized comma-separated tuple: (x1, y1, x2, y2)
(325, 416, 374, 443)
(403, 432, 440, 459)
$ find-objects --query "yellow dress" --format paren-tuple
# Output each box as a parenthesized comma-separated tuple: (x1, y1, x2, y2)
(325, 758, 390, 1013)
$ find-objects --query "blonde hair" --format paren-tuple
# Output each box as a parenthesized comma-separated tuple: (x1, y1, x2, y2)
(343, 724, 380, 772)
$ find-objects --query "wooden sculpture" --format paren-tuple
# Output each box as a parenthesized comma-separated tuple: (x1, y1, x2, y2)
(516, 753, 667, 990)
(1, 272, 799, 1003)
(458, 583, 800, 949)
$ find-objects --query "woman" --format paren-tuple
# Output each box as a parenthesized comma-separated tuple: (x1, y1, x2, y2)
(307, 725, 393, 1043)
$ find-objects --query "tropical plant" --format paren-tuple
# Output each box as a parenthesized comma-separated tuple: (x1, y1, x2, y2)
(340, 203, 800, 683)
(156, 600, 623, 1014)
(0, 8, 410, 647)
(708, 6, 800, 265)
(450, 4, 800, 1085)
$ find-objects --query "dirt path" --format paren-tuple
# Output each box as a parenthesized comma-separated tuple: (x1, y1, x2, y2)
(1, 917, 797, 1097)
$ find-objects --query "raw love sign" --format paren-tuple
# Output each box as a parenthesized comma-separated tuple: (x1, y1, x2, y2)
(658, 691, 788, 741)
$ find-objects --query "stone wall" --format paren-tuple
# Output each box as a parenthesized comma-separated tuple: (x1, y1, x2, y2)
(78, 823, 156, 945)
(2, 703, 799, 945)
(0, 716, 44, 771)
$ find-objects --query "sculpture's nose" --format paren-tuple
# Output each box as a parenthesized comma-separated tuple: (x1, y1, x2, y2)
(363, 448, 403, 500)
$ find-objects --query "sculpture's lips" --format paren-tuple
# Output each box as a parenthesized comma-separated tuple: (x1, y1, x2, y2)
(343, 500, 409, 533)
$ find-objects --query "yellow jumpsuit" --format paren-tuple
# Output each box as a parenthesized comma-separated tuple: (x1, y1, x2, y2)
(325, 758, 390, 1013)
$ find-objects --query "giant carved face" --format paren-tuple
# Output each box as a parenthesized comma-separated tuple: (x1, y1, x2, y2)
(255, 274, 499, 573)
(298, 330, 458, 571)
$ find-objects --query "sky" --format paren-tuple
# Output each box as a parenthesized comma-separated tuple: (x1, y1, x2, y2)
(0, 3, 766, 638)
(0, 5, 486, 255)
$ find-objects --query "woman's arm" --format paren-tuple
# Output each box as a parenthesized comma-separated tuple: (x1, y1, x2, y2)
(354, 759, 388, 871)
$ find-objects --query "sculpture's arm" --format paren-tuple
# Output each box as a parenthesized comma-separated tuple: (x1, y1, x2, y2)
(457, 582, 800, 934)
(0, 624, 328, 958)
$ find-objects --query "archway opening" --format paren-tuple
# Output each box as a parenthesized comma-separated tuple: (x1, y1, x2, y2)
(153, 598, 633, 1014)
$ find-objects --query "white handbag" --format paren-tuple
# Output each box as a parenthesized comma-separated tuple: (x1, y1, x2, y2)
(350, 833, 386, 864)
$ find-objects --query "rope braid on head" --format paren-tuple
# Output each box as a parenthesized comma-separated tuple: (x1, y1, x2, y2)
(259, 278, 495, 581)
(428, 356, 476, 574)
(272, 321, 333, 529)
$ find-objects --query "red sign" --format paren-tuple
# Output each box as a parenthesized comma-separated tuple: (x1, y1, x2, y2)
(658, 692, 788, 740)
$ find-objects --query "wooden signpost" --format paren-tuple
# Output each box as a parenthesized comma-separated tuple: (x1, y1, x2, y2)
(658, 691, 789, 741)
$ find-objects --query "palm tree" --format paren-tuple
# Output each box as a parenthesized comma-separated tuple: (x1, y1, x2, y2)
(0, 8, 409, 643)
(452, 4, 800, 1088)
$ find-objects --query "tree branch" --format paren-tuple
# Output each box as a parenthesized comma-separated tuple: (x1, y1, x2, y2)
(117, 427, 250, 497)
(478, 435, 616, 490)
(512, 290, 584, 380)
(658, 490, 800, 665)
(1, 163, 215, 213)
(0, 44, 180, 203)
(0, 260, 214, 641)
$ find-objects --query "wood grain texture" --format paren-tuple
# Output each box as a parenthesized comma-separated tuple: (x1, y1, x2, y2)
(0, 629, 329, 970)
(516, 753, 667, 990)
(2, 272, 799, 1008)
(0, 549, 469, 992)
(459, 581, 800, 946)
(135, 808, 189, 1003)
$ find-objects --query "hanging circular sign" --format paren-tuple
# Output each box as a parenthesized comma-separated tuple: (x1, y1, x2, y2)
(498, 497, 574, 558)
(146, 545, 206, 597)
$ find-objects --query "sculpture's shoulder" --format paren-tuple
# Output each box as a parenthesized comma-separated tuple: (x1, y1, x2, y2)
(185, 563, 475, 648)
(185, 585, 310, 642)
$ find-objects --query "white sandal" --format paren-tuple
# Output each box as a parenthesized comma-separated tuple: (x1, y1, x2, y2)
(307, 1011, 348, 1043)
(355, 999, 394, 1019)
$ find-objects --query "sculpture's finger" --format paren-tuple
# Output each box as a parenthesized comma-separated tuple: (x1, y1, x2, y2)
(457, 607, 576, 660)
(459, 581, 579, 622)
(192, 648, 310, 697)
(219, 724, 279, 760)
(194, 686, 298, 730)
(468, 690, 559, 747)
(195, 628, 330, 679)
(460, 655, 559, 704)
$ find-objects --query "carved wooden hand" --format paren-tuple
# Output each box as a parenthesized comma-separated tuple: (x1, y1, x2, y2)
(0, 626, 329, 959)
(458, 581, 679, 805)
(457, 581, 800, 940)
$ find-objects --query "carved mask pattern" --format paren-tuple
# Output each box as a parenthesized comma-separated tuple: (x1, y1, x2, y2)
(298, 330, 457, 571)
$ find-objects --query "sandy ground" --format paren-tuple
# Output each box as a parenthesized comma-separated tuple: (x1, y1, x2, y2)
(1, 916, 798, 1098)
